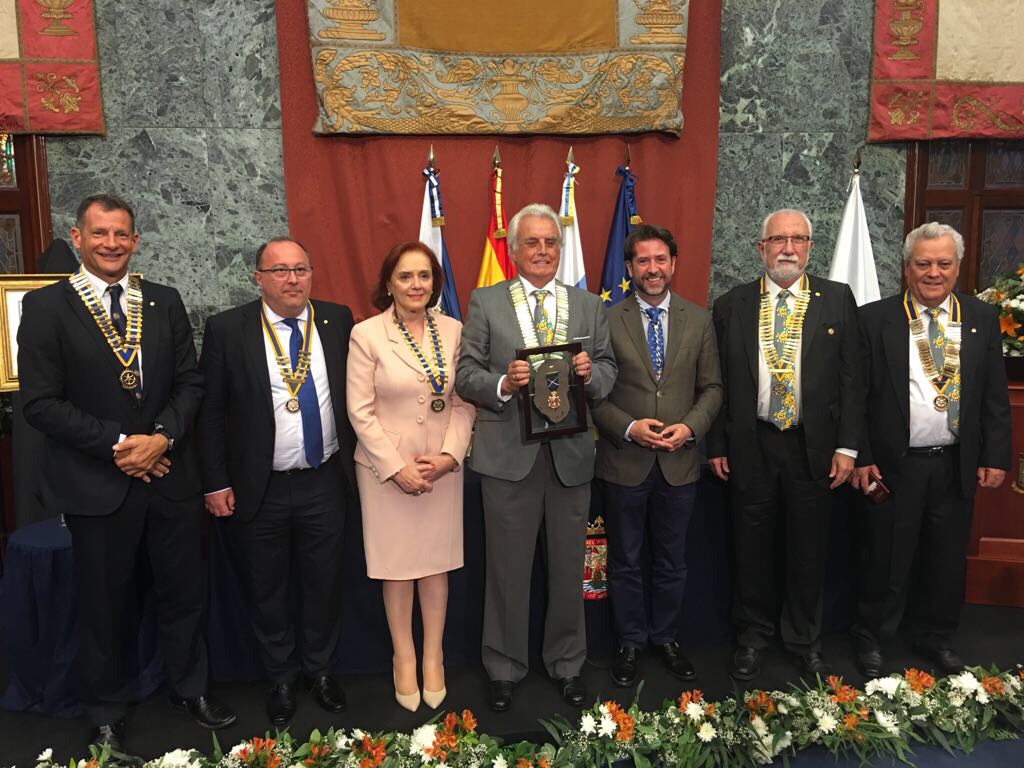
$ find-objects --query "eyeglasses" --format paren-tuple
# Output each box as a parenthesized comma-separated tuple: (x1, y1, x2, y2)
(521, 237, 560, 250)
(257, 266, 313, 279)
(761, 235, 811, 247)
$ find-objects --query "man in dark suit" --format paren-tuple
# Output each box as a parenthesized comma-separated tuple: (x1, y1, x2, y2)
(592, 224, 722, 687)
(455, 203, 616, 712)
(199, 236, 355, 728)
(708, 208, 863, 681)
(850, 222, 1010, 678)
(18, 194, 235, 753)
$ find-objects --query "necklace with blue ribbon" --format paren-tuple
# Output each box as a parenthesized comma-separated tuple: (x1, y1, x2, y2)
(394, 310, 448, 412)
(70, 270, 143, 390)
(261, 301, 315, 413)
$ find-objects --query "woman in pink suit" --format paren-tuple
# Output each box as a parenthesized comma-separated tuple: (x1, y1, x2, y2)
(347, 241, 476, 712)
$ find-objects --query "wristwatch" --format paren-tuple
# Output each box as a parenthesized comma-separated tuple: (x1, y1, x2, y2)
(153, 424, 175, 451)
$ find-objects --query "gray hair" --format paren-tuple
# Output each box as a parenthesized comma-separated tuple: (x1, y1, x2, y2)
(507, 203, 563, 254)
(902, 222, 964, 264)
(758, 209, 813, 240)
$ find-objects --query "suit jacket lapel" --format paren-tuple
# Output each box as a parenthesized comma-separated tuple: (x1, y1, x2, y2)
(800, 276, 824, 363)
(662, 296, 687, 381)
(244, 301, 274, 412)
(882, 300, 911, 429)
(620, 299, 658, 383)
(739, 280, 759, 385)
(138, 282, 163, 402)
(385, 310, 434, 376)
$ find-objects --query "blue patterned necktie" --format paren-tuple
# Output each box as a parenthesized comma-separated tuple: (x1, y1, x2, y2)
(532, 289, 553, 344)
(924, 306, 959, 435)
(282, 317, 323, 468)
(644, 306, 665, 378)
(107, 283, 141, 398)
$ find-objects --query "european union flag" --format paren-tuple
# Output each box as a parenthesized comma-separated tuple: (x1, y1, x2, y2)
(599, 166, 641, 306)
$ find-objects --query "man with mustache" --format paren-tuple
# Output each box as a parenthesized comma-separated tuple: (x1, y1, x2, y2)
(592, 224, 723, 687)
(708, 209, 863, 681)
(850, 222, 1009, 678)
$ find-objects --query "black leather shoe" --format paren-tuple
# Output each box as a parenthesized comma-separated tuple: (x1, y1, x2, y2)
(610, 647, 638, 687)
(731, 646, 760, 681)
(306, 675, 347, 713)
(556, 675, 586, 707)
(88, 720, 126, 754)
(489, 680, 513, 712)
(657, 642, 697, 681)
(856, 648, 884, 679)
(169, 693, 237, 730)
(796, 650, 830, 679)
(914, 644, 964, 676)
(267, 682, 297, 729)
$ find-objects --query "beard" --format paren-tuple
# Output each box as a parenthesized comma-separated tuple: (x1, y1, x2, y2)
(767, 258, 803, 284)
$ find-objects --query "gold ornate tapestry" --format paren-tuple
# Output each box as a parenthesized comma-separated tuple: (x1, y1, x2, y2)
(305, 0, 688, 135)
(0, 0, 105, 134)
(869, 0, 1024, 140)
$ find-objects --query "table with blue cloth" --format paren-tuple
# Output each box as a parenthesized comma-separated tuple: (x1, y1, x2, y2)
(0, 517, 164, 717)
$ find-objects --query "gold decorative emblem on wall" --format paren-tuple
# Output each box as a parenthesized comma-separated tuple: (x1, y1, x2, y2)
(887, 91, 925, 125)
(35, 0, 78, 36)
(887, 0, 923, 61)
(318, 0, 385, 41)
(631, 0, 686, 45)
(35, 72, 81, 113)
(951, 97, 1024, 132)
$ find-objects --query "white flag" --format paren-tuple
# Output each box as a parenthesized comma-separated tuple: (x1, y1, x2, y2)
(828, 171, 880, 306)
(556, 161, 587, 289)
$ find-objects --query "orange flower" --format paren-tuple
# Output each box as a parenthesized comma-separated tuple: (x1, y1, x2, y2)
(1016, 266, 1024, 277)
(1000, 313, 1021, 338)
(462, 709, 478, 732)
(904, 668, 935, 693)
(537, 758, 551, 768)
(746, 691, 776, 718)
(982, 676, 1006, 697)
(843, 713, 860, 730)
(266, 757, 281, 768)
(1019, 670, 1024, 681)
(705, 703, 716, 717)
(858, 706, 869, 720)
(516, 759, 532, 768)
(678, 690, 704, 711)
(828, 675, 858, 705)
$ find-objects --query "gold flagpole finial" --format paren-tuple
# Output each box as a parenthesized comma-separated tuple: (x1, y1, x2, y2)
(427, 144, 436, 170)
(625, 144, 631, 170)
(853, 145, 863, 173)
(492, 145, 501, 168)
(566, 146, 575, 165)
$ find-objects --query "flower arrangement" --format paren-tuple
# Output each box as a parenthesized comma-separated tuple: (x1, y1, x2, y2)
(30, 666, 1024, 768)
(977, 266, 1024, 355)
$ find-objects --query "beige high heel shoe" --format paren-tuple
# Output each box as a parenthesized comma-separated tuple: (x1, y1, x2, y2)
(422, 658, 446, 710)
(393, 662, 420, 712)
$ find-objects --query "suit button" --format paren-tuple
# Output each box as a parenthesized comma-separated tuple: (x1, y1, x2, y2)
(656, 390, 664, 398)
(416, 416, 424, 424)
(418, 395, 426, 403)
(418, 375, 426, 382)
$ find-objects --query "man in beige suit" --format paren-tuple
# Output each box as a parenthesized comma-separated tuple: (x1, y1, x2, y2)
(592, 224, 723, 687)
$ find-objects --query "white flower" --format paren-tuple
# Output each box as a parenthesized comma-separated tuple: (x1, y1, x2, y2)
(777, 703, 788, 714)
(817, 713, 838, 734)
(1006, 674, 1021, 692)
(230, 743, 250, 758)
(976, 689, 990, 704)
(36, 750, 53, 763)
(492, 757, 508, 768)
(684, 701, 705, 723)
(580, 712, 597, 734)
(775, 732, 792, 754)
(410, 724, 437, 758)
(951, 671, 981, 694)
(750, 714, 768, 738)
(865, 677, 901, 699)
(697, 722, 717, 742)
(598, 713, 617, 737)
(153, 749, 200, 768)
(599, 703, 610, 716)
(874, 710, 900, 736)
(334, 732, 353, 750)
(352, 728, 366, 740)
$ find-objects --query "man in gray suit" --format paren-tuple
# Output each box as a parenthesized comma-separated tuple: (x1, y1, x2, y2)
(592, 224, 723, 688)
(456, 203, 616, 712)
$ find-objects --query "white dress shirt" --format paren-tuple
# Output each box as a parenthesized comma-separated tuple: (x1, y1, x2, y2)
(81, 267, 143, 385)
(261, 302, 339, 470)
(497, 275, 558, 402)
(908, 295, 957, 448)
(624, 292, 671, 441)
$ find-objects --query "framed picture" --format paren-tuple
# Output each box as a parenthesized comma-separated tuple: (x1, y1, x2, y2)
(0, 274, 69, 391)
(515, 341, 588, 442)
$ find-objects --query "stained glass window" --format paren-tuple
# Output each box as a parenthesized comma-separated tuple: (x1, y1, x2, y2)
(0, 133, 15, 189)
(985, 141, 1024, 188)
(927, 141, 967, 188)
(0, 214, 24, 273)
(979, 210, 1024, 288)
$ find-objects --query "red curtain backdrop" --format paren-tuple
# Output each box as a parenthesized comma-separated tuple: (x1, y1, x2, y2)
(275, 1, 720, 321)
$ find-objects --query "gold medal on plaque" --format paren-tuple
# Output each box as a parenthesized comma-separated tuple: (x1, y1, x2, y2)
(431, 397, 445, 413)
(534, 357, 571, 423)
(933, 394, 950, 412)
(285, 397, 301, 413)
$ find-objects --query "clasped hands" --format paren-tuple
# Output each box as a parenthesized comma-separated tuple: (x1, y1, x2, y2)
(500, 352, 592, 397)
(112, 433, 170, 482)
(392, 454, 457, 495)
(628, 418, 692, 452)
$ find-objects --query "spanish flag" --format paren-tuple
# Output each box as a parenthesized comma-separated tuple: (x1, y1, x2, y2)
(476, 165, 517, 287)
